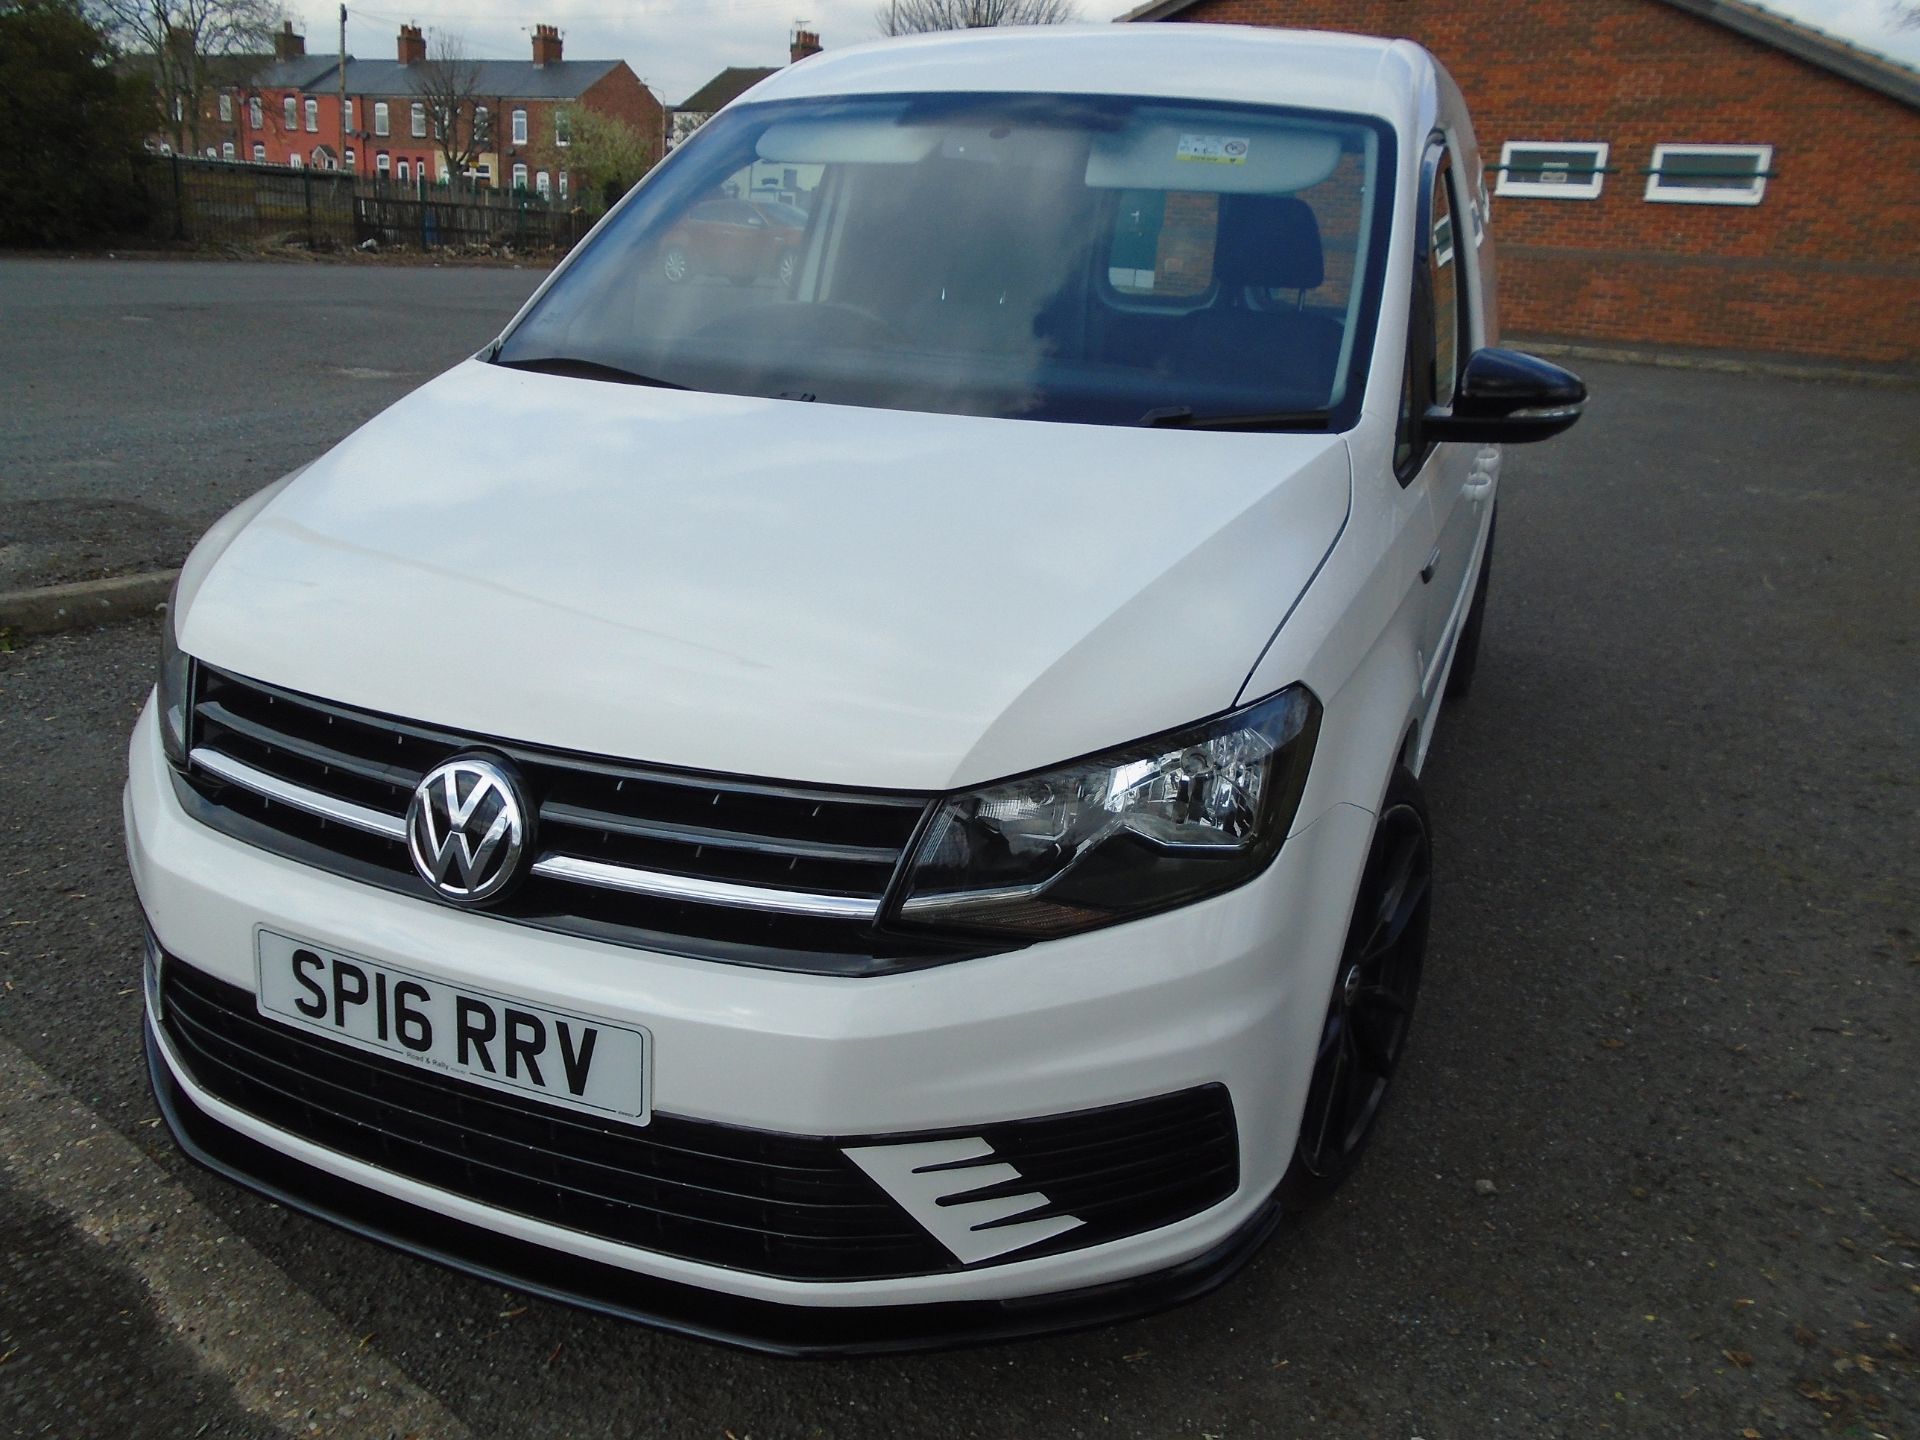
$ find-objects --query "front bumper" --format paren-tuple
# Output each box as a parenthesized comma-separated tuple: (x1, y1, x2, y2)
(127, 697, 1373, 1344)
(147, 1018, 1286, 1354)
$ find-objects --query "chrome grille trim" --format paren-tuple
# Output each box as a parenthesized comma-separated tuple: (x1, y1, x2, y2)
(190, 747, 408, 840)
(529, 854, 883, 918)
(176, 666, 965, 967)
(188, 746, 889, 919)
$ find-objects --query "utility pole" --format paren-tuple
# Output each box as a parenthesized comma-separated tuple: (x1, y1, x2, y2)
(338, 4, 349, 174)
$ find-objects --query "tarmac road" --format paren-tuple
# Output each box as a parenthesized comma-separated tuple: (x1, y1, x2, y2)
(0, 258, 546, 591)
(0, 260, 1916, 1438)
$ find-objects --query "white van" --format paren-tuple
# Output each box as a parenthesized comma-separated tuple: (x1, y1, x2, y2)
(130, 25, 1585, 1352)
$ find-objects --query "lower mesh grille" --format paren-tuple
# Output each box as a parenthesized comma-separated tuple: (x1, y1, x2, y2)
(158, 956, 1238, 1280)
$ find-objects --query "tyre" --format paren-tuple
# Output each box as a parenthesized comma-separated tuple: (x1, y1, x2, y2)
(1277, 767, 1431, 1211)
(662, 246, 690, 283)
(775, 247, 798, 288)
(1444, 507, 1496, 700)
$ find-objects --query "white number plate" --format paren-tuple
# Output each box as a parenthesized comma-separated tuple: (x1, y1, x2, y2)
(255, 929, 651, 1123)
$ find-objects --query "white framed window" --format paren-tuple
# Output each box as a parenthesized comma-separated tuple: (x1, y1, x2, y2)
(374, 101, 389, 137)
(289, 152, 303, 169)
(283, 96, 298, 129)
(376, 152, 390, 177)
(512, 162, 528, 191)
(397, 158, 410, 182)
(535, 169, 551, 197)
(474, 105, 490, 145)
(410, 101, 426, 138)
(344, 99, 354, 131)
(558, 169, 568, 199)
(173, 95, 185, 121)
(1645, 143, 1773, 206)
(1495, 140, 1609, 201)
(344, 146, 355, 168)
(511, 108, 528, 145)
(204, 146, 217, 158)
(221, 141, 235, 160)
(251, 141, 265, 161)
(304, 97, 319, 132)
(249, 96, 263, 129)
(554, 109, 570, 146)
(219, 93, 233, 122)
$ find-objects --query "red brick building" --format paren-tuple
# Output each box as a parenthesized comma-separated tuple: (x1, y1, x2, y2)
(236, 21, 665, 198)
(1121, 0, 1920, 365)
(671, 29, 824, 150)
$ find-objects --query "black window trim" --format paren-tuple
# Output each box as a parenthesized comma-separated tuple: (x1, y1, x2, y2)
(1394, 130, 1473, 486)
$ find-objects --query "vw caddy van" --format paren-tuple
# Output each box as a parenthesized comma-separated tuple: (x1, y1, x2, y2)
(129, 24, 1586, 1352)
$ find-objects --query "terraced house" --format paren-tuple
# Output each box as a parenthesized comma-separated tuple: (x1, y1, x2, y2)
(1121, 0, 1920, 365)
(236, 21, 665, 197)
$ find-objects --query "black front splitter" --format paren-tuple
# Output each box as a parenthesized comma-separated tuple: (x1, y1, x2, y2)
(146, 1021, 1284, 1357)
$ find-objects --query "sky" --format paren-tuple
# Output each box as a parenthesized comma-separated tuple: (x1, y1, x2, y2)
(285, 0, 1920, 112)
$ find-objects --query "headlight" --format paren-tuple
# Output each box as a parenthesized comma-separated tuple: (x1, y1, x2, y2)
(895, 686, 1320, 940)
(158, 589, 192, 769)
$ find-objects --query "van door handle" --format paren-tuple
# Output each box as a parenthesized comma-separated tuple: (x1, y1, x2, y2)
(1420, 546, 1440, 584)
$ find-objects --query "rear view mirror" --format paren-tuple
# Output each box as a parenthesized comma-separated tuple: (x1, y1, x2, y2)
(1423, 347, 1587, 444)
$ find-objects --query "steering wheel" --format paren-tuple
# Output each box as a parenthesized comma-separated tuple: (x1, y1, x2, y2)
(694, 299, 898, 348)
(790, 300, 897, 345)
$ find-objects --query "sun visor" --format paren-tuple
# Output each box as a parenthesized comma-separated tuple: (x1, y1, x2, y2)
(756, 118, 938, 165)
(1086, 120, 1343, 194)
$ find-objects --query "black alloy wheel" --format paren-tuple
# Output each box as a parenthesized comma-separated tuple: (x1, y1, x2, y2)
(1279, 769, 1431, 1209)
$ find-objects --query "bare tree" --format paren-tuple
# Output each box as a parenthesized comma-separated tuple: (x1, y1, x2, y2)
(1892, 0, 1920, 29)
(412, 32, 485, 183)
(88, 0, 279, 152)
(875, 0, 1077, 36)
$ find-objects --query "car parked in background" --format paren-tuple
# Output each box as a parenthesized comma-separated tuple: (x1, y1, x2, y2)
(657, 196, 806, 286)
(131, 24, 1585, 1355)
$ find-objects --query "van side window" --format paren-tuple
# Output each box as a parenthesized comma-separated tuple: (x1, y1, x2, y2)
(1396, 142, 1471, 480)
(1106, 189, 1219, 299)
(1429, 171, 1460, 404)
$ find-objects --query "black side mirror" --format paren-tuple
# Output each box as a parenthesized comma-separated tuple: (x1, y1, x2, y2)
(1423, 347, 1587, 444)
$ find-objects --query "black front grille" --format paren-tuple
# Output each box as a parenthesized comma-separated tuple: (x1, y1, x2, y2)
(158, 958, 1240, 1283)
(178, 666, 979, 973)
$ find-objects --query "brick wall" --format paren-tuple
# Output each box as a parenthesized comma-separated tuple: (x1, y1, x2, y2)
(583, 64, 669, 161)
(1155, 0, 1920, 364)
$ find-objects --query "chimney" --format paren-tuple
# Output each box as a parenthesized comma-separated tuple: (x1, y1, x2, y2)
(273, 20, 305, 61)
(789, 29, 821, 64)
(397, 23, 426, 65)
(531, 23, 563, 66)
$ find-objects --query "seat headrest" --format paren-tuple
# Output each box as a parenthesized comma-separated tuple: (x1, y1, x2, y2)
(1211, 194, 1325, 292)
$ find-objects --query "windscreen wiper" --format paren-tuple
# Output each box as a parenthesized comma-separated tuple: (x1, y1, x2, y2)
(1140, 405, 1332, 431)
(492, 355, 689, 389)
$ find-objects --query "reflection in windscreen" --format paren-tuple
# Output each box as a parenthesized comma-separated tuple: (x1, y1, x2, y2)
(497, 94, 1389, 428)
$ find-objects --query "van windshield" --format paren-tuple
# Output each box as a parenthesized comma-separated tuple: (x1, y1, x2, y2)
(496, 93, 1394, 429)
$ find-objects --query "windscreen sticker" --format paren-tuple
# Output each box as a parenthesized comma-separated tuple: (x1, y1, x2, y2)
(1176, 134, 1250, 165)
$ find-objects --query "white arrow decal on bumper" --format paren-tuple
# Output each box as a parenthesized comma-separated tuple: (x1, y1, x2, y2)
(843, 1136, 1086, 1265)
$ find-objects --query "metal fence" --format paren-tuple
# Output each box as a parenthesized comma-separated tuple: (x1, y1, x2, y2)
(135, 154, 586, 253)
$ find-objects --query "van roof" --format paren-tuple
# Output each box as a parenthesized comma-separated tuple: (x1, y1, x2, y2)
(745, 24, 1432, 131)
